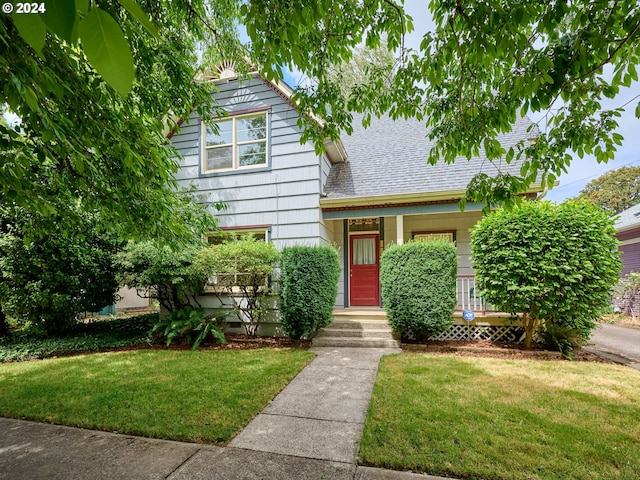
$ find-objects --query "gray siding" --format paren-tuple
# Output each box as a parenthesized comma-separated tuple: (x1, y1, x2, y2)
(171, 76, 325, 249)
(620, 241, 640, 276)
(319, 155, 333, 244)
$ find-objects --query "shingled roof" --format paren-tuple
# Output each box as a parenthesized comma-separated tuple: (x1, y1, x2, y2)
(615, 202, 640, 233)
(323, 114, 540, 200)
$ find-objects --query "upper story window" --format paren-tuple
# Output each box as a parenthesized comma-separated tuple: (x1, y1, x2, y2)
(203, 112, 268, 173)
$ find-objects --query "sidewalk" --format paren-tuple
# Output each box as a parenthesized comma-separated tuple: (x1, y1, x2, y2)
(0, 347, 453, 480)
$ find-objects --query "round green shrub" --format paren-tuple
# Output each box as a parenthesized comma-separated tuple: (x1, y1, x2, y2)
(471, 200, 621, 349)
(380, 240, 457, 341)
(279, 245, 341, 339)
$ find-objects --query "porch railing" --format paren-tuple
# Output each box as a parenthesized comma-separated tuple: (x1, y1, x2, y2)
(456, 275, 495, 313)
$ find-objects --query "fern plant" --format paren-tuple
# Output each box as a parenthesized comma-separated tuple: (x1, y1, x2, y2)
(151, 307, 226, 350)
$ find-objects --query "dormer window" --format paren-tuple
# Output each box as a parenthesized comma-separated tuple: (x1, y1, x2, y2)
(203, 111, 268, 173)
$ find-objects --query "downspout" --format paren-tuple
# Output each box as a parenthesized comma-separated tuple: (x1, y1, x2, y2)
(537, 183, 549, 201)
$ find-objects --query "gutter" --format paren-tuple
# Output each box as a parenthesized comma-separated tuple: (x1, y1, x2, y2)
(320, 183, 544, 210)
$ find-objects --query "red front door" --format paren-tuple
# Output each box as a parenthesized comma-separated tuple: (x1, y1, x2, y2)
(350, 234, 380, 306)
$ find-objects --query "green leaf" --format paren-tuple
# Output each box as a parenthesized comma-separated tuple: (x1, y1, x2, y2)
(41, 0, 76, 42)
(76, 0, 89, 14)
(13, 12, 47, 54)
(23, 87, 38, 111)
(79, 8, 135, 96)
(117, 0, 159, 37)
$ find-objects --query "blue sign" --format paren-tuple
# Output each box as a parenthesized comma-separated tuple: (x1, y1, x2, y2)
(462, 309, 475, 322)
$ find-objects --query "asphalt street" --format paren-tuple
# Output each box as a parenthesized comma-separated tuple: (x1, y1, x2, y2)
(588, 323, 640, 369)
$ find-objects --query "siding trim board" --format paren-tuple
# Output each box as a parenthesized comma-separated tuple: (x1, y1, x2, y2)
(199, 106, 272, 120)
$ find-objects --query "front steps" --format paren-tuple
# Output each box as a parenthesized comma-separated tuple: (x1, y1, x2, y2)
(312, 309, 401, 348)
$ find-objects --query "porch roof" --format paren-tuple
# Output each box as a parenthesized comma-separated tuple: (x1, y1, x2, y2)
(323, 114, 541, 204)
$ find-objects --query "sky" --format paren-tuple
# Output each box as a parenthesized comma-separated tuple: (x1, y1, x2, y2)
(282, 0, 640, 203)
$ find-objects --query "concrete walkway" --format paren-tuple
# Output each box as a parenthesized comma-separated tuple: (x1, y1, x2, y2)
(230, 347, 393, 463)
(0, 347, 453, 480)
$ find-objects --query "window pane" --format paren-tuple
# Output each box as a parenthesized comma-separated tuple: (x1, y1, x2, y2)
(238, 143, 266, 167)
(414, 233, 454, 243)
(237, 115, 266, 142)
(206, 120, 232, 146)
(207, 146, 233, 170)
(353, 238, 376, 265)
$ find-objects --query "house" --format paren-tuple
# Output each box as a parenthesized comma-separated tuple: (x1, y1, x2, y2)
(614, 203, 640, 276)
(169, 70, 544, 340)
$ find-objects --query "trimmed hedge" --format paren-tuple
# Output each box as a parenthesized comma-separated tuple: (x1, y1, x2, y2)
(279, 245, 341, 339)
(380, 240, 457, 341)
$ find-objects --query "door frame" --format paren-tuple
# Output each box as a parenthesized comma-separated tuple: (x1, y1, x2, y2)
(349, 233, 381, 306)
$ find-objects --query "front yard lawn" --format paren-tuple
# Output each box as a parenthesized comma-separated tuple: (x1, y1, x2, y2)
(0, 348, 313, 444)
(360, 353, 640, 480)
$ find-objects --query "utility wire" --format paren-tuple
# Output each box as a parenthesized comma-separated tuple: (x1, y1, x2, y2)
(551, 158, 640, 191)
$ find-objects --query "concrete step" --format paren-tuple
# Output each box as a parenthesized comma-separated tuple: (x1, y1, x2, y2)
(314, 328, 398, 339)
(311, 336, 401, 348)
(329, 320, 393, 331)
(332, 312, 388, 323)
(311, 311, 401, 348)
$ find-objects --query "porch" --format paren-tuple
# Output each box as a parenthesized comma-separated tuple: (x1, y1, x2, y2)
(312, 276, 522, 347)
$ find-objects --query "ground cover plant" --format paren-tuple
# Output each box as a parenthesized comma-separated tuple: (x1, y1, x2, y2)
(0, 348, 313, 444)
(360, 353, 640, 480)
(603, 314, 640, 329)
(0, 313, 158, 362)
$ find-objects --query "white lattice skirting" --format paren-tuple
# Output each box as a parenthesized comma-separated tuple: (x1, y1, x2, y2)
(429, 324, 524, 343)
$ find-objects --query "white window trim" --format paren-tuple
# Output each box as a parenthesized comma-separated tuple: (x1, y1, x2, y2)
(202, 112, 269, 173)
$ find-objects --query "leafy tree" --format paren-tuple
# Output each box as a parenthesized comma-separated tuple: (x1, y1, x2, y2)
(1, 1, 240, 240)
(243, 0, 640, 209)
(575, 166, 640, 215)
(6, 0, 640, 219)
(325, 40, 396, 102)
(0, 206, 120, 334)
(471, 201, 622, 349)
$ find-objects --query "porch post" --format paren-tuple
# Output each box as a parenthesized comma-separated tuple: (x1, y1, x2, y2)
(343, 219, 349, 308)
(396, 215, 404, 245)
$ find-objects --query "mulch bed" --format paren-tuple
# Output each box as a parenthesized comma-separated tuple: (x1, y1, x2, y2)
(218, 333, 311, 350)
(402, 339, 615, 363)
(19, 334, 610, 364)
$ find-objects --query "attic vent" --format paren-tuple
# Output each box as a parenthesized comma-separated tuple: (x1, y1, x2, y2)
(217, 60, 237, 79)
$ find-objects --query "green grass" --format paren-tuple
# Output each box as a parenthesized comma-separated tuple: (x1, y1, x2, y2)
(0, 313, 159, 362)
(360, 353, 640, 480)
(0, 348, 313, 444)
